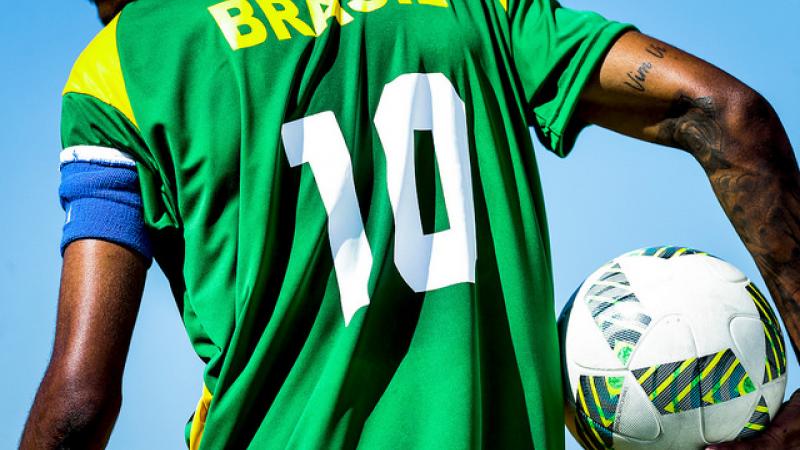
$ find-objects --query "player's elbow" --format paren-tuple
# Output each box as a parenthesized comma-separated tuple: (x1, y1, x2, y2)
(25, 368, 122, 449)
(56, 370, 122, 436)
(718, 85, 798, 176)
(61, 377, 121, 423)
(670, 81, 789, 171)
(720, 86, 779, 145)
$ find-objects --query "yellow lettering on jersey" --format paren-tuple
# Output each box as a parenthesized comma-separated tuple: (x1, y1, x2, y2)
(209, 0, 449, 47)
(347, 0, 387, 13)
(306, 0, 354, 36)
(208, 0, 268, 50)
(417, 0, 447, 7)
(63, 15, 138, 128)
(255, 0, 315, 40)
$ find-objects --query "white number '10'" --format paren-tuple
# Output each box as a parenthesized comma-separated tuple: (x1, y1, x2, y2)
(281, 73, 476, 325)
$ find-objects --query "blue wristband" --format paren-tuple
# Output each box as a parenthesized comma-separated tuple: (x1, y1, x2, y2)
(59, 160, 153, 263)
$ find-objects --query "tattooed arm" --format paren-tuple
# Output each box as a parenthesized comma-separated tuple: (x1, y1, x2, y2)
(577, 31, 800, 448)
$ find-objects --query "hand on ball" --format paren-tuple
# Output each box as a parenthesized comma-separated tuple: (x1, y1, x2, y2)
(707, 389, 800, 449)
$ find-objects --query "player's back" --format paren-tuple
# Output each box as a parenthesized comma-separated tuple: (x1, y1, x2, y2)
(61, 0, 630, 447)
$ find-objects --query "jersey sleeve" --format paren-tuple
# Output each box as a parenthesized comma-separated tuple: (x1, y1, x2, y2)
(508, 0, 635, 156)
(61, 14, 179, 234)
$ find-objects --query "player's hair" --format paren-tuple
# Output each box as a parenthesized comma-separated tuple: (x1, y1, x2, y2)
(90, 0, 136, 25)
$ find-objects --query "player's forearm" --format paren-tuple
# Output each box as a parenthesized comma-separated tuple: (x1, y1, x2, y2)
(657, 90, 800, 361)
(21, 240, 147, 449)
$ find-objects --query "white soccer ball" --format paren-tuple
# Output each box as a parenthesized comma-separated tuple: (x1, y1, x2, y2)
(559, 246, 788, 449)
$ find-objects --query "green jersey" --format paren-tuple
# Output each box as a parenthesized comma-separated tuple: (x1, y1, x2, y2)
(61, 0, 630, 447)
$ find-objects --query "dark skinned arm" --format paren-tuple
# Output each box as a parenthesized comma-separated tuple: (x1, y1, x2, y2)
(20, 240, 147, 449)
(576, 31, 800, 448)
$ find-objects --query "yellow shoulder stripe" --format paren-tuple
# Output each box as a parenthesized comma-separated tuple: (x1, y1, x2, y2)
(63, 15, 138, 128)
(498, 0, 507, 12)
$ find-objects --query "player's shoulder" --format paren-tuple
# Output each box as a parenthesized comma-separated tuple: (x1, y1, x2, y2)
(63, 13, 137, 128)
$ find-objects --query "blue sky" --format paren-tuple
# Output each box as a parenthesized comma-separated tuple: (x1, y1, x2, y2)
(1, 1, 798, 449)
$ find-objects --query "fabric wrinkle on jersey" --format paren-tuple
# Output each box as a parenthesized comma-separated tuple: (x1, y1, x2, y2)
(59, 0, 633, 448)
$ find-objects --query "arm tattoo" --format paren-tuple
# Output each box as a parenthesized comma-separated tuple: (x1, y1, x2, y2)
(623, 44, 667, 92)
(658, 95, 727, 171)
(658, 93, 800, 360)
(623, 63, 651, 92)
(645, 43, 667, 58)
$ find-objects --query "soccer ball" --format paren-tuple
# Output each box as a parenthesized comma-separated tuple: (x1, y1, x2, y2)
(559, 246, 788, 449)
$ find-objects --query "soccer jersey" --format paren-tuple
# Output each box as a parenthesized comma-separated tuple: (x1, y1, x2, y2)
(60, 0, 631, 447)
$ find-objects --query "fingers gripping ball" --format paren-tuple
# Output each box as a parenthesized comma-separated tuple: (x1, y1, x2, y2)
(558, 247, 788, 449)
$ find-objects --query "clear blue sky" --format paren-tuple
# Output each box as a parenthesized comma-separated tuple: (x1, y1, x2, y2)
(1, 1, 797, 449)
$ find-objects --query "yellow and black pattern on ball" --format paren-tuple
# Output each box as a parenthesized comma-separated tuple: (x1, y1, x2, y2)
(632, 349, 756, 415)
(574, 375, 623, 449)
(737, 396, 770, 440)
(746, 283, 787, 383)
(574, 413, 613, 450)
(584, 263, 652, 365)
(626, 246, 710, 259)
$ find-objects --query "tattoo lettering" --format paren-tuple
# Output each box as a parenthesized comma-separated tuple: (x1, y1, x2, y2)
(645, 43, 667, 58)
(624, 62, 653, 92)
(623, 43, 668, 92)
